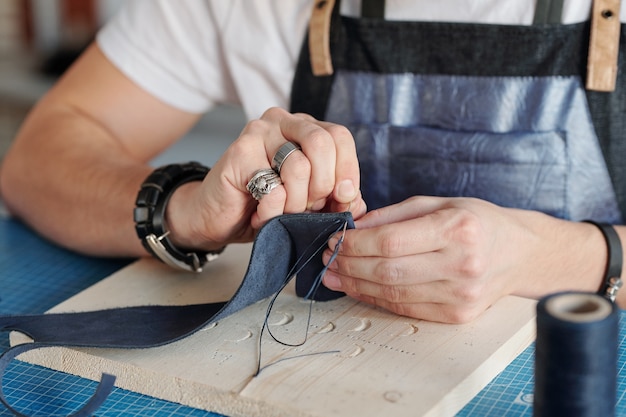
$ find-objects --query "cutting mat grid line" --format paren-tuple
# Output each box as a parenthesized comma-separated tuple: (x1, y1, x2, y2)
(460, 312, 626, 417)
(458, 345, 535, 417)
(2, 216, 626, 416)
(0, 361, 223, 417)
(0, 217, 130, 350)
(4, 322, 624, 417)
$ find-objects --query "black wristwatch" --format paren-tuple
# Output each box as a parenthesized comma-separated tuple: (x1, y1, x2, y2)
(134, 162, 225, 272)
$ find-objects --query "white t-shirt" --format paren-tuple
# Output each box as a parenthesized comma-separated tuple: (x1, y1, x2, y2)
(97, 0, 608, 119)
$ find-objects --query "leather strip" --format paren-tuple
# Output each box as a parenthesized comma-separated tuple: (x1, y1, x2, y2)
(584, 220, 624, 302)
(308, 0, 336, 76)
(587, 0, 621, 91)
(0, 212, 354, 416)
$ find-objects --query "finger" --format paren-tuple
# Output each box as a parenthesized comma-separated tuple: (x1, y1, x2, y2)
(250, 183, 287, 228)
(335, 278, 489, 324)
(316, 121, 360, 204)
(322, 248, 447, 286)
(329, 216, 448, 258)
(348, 293, 483, 324)
(277, 113, 337, 206)
(276, 148, 311, 213)
(291, 112, 317, 122)
(322, 269, 452, 304)
(224, 121, 277, 193)
(241, 110, 312, 214)
(355, 196, 449, 229)
(329, 190, 368, 219)
(237, 109, 314, 218)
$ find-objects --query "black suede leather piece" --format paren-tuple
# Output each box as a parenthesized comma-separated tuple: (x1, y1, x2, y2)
(0, 304, 227, 348)
(211, 211, 353, 325)
(0, 212, 353, 348)
(288, 215, 350, 301)
(0, 212, 354, 416)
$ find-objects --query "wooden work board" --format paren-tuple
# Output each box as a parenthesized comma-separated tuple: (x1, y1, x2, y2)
(12, 243, 537, 417)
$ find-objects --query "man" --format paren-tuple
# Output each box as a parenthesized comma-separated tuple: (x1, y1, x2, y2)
(1, 0, 624, 322)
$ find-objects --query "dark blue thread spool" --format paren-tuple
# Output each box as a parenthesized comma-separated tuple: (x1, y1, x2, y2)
(534, 292, 618, 417)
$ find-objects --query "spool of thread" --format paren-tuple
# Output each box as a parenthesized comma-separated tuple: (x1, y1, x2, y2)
(534, 291, 618, 417)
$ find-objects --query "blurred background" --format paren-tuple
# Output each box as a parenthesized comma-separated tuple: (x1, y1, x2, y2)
(0, 0, 245, 167)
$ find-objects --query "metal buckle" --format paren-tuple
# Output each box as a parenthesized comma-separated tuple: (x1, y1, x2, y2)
(145, 233, 202, 273)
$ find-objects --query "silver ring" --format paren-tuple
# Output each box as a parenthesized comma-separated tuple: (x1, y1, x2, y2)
(272, 142, 302, 174)
(246, 168, 282, 200)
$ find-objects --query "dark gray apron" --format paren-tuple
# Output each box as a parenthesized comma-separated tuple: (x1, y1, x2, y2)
(291, 0, 625, 224)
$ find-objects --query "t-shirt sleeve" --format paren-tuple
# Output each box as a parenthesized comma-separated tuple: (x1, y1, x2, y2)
(96, 0, 237, 114)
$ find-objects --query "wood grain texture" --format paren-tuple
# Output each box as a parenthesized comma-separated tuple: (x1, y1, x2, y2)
(12, 243, 537, 417)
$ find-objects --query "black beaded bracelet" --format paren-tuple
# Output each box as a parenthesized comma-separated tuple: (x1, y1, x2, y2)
(584, 220, 623, 302)
(134, 162, 224, 272)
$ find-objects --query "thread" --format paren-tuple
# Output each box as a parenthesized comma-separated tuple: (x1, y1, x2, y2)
(534, 292, 618, 417)
(0, 212, 356, 416)
(254, 219, 348, 376)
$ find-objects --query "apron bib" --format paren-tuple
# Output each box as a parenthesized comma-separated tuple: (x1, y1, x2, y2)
(291, 0, 625, 224)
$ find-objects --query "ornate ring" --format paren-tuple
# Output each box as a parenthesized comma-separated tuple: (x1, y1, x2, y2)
(272, 142, 302, 175)
(246, 168, 282, 200)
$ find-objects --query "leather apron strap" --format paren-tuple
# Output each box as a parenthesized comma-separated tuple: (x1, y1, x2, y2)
(587, 0, 622, 91)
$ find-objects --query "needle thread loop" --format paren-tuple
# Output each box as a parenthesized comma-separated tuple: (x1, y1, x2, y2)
(255, 219, 348, 376)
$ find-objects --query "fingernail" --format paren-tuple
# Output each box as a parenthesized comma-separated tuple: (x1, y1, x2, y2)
(323, 273, 341, 290)
(337, 180, 356, 201)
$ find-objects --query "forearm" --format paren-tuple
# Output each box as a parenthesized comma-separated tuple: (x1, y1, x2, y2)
(1, 105, 151, 258)
(509, 209, 626, 308)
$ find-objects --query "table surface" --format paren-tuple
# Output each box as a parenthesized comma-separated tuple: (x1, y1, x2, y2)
(1, 215, 625, 417)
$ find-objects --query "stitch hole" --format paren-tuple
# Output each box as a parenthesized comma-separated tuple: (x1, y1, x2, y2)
(601, 9, 614, 19)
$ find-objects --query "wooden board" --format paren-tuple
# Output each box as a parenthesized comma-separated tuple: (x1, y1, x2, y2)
(11, 243, 537, 417)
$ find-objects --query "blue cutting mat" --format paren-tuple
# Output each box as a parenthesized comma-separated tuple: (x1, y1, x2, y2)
(459, 311, 626, 417)
(0, 215, 224, 417)
(1, 215, 625, 416)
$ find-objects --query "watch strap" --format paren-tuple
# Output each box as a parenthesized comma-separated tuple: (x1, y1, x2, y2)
(584, 220, 623, 302)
